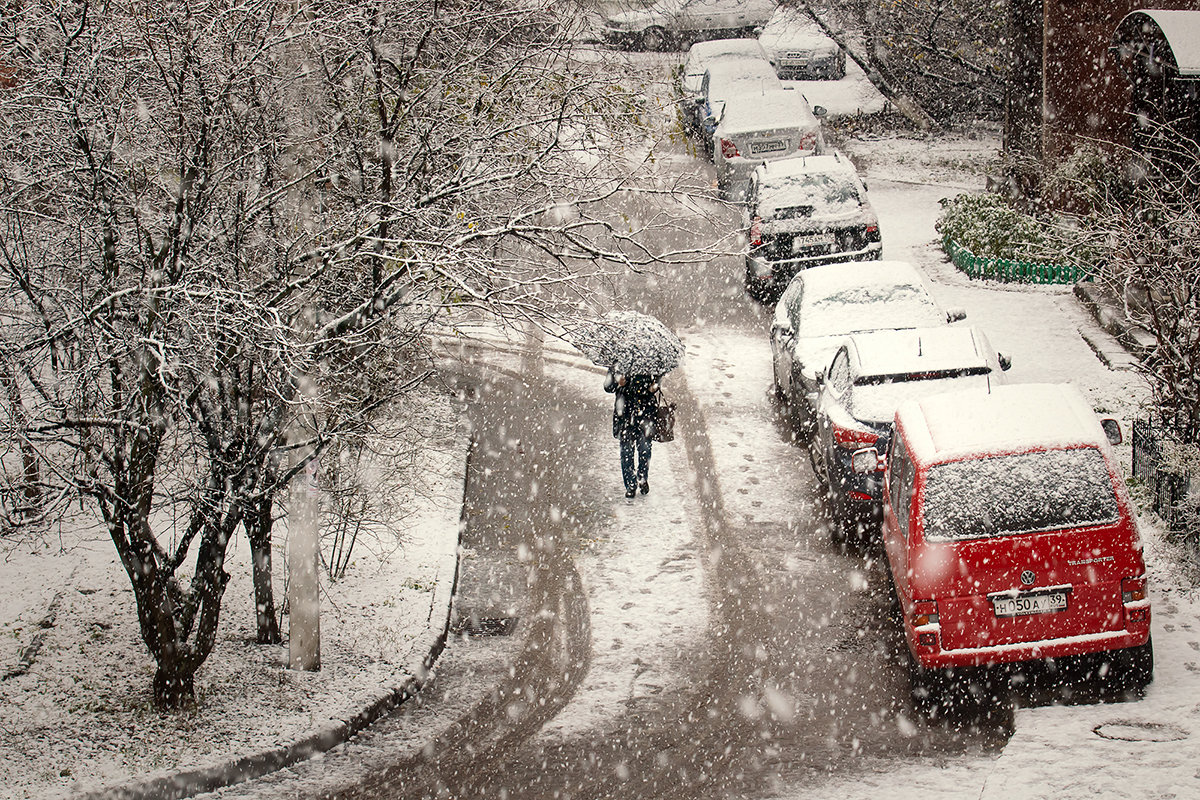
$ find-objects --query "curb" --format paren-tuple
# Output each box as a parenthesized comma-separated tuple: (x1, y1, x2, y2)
(78, 434, 471, 800)
(1073, 281, 1155, 362)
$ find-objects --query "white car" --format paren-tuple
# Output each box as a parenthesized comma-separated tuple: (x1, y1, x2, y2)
(744, 153, 881, 298)
(768, 260, 965, 435)
(810, 325, 1010, 537)
(602, 0, 776, 52)
(678, 39, 772, 134)
(758, 6, 845, 79)
(712, 87, 824, 201)
(695, 58, 782, 158)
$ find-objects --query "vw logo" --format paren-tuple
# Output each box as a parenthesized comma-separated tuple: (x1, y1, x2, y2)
(1020, 570, 1036, 586)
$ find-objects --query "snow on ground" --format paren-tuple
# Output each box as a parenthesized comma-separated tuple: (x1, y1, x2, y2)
(532, 353, 710, 742)
(6, 111, 1200, 800)
(0, 423, 465, 799)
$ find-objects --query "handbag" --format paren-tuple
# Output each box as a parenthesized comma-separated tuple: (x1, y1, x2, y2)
(653, 390, 676, 443)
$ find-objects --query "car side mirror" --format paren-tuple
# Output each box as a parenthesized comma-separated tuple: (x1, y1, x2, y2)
(851, 447, 886, 474)
(812, 105, 828, 118)
(998, 353, 1012, 371)
(1101, 418, 1123, 446)
(946, 307, 967, 323)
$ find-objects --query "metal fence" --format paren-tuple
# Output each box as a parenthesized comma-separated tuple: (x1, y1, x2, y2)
(942, 237, 1091, 285)
(1131, 417, 1197, 535)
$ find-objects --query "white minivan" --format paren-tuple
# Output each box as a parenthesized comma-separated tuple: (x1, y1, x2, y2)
(712, 87, 825, 201)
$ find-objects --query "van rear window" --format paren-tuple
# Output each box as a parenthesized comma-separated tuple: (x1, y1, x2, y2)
(923, 447, 1120, 541)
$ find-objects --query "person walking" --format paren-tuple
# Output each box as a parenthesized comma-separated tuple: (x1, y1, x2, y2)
(604, 366, 660, 499)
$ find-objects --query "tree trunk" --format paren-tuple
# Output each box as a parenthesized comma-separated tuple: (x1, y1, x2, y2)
(247, 493, 282, 644)
(153, 662, 196, 709)
(1, 366, 41, 515)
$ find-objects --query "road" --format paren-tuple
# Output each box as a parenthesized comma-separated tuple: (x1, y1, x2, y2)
(205, 48, 1143, 800)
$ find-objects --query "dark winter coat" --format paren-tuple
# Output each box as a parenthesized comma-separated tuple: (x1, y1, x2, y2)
(604, 369, 660, 439)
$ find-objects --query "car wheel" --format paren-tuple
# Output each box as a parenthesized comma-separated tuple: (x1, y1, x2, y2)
(792, 390, 815, 443)
(1105, 636, 1154, 693)
(747, 264, 769, 305)
(808, 435, 828, 488)
(908, 650, 944, 717)
(640, 26, 668, 52)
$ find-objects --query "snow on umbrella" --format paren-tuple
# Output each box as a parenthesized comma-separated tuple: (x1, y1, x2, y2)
(567, 310, 685, 375)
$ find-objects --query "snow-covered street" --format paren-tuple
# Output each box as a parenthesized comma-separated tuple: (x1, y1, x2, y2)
(4, 35, 1200, 800)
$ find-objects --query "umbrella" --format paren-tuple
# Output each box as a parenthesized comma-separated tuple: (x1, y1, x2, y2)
(567, 310, 685, 375)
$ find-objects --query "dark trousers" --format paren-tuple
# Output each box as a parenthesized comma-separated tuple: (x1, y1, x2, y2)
(619, 422, 652, 493)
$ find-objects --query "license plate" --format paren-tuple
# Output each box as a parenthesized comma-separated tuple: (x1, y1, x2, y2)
(792, 233, 834, 253)
(749, 139, 787, 155)
(992, 591, 1069, 618)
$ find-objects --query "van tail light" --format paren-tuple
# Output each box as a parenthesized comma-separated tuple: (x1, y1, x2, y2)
(912, 600, 939, 628)
(749, 216, 763, 247)
(832, 419, 878, 450)
(798, 132, 817, 153)
(865, 223, 881, 243)
(1122, 577, 1147, 603)
(720, 138, 739, 159)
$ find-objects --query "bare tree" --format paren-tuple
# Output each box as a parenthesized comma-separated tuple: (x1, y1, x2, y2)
(0, 0, 708, 708)
(1055, 125, 1200, 445)
(805, 0, 1005, 125)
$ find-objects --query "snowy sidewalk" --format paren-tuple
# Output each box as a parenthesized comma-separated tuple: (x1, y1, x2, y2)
(978, 539, 1200, 800)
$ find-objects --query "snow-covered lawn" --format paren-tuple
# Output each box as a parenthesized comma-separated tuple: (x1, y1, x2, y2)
(0, 438, 465, 799)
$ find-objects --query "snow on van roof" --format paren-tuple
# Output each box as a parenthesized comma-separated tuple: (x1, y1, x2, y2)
(897, 383, 1109, 464)
(716, 88, 819, 135)
(847, 326, 988, 378)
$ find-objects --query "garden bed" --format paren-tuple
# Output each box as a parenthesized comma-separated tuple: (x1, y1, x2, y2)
(942, 236, 1089, 284)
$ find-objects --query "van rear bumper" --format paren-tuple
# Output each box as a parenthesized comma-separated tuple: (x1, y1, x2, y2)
(913, 627, 1151, 669)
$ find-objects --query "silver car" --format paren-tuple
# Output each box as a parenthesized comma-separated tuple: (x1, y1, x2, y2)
(602, 0, 776, 52)
(769, 260, 965, 437)
(678, 38, 772, 134)
(758, 6, 845, 79)
(712, 87, 824, 201)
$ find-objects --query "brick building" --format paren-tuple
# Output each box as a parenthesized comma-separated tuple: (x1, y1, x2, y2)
(1005, 1, 1200, 171)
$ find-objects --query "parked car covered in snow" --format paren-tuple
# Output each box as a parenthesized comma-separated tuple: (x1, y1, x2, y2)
(694, 58, 782, 157)
(868, 383, 1153, 710)
(769, 260, 965, 437)
(743, 153, 880, 298)
(712, 87, 825, 201)
(601, 0, 776, 52)
(757, 6, 845, 79)
(678, 38, 773, 135)
(810, 325, 1010, 542)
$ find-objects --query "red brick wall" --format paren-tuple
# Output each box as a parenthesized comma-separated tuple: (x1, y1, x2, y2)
(1041, 0, 1200, 164)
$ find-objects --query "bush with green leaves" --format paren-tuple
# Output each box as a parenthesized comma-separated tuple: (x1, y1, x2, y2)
(935, 193, 1052, 259)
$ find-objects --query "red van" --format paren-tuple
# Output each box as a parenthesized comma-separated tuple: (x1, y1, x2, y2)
(865, 384, 1153, 707)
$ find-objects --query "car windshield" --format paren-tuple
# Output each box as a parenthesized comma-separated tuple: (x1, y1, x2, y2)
(923, 447, 1120, 541)
(761, 172, 861, 218)
(799, 282, 943, 338)
(849, 372, 991, 423)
